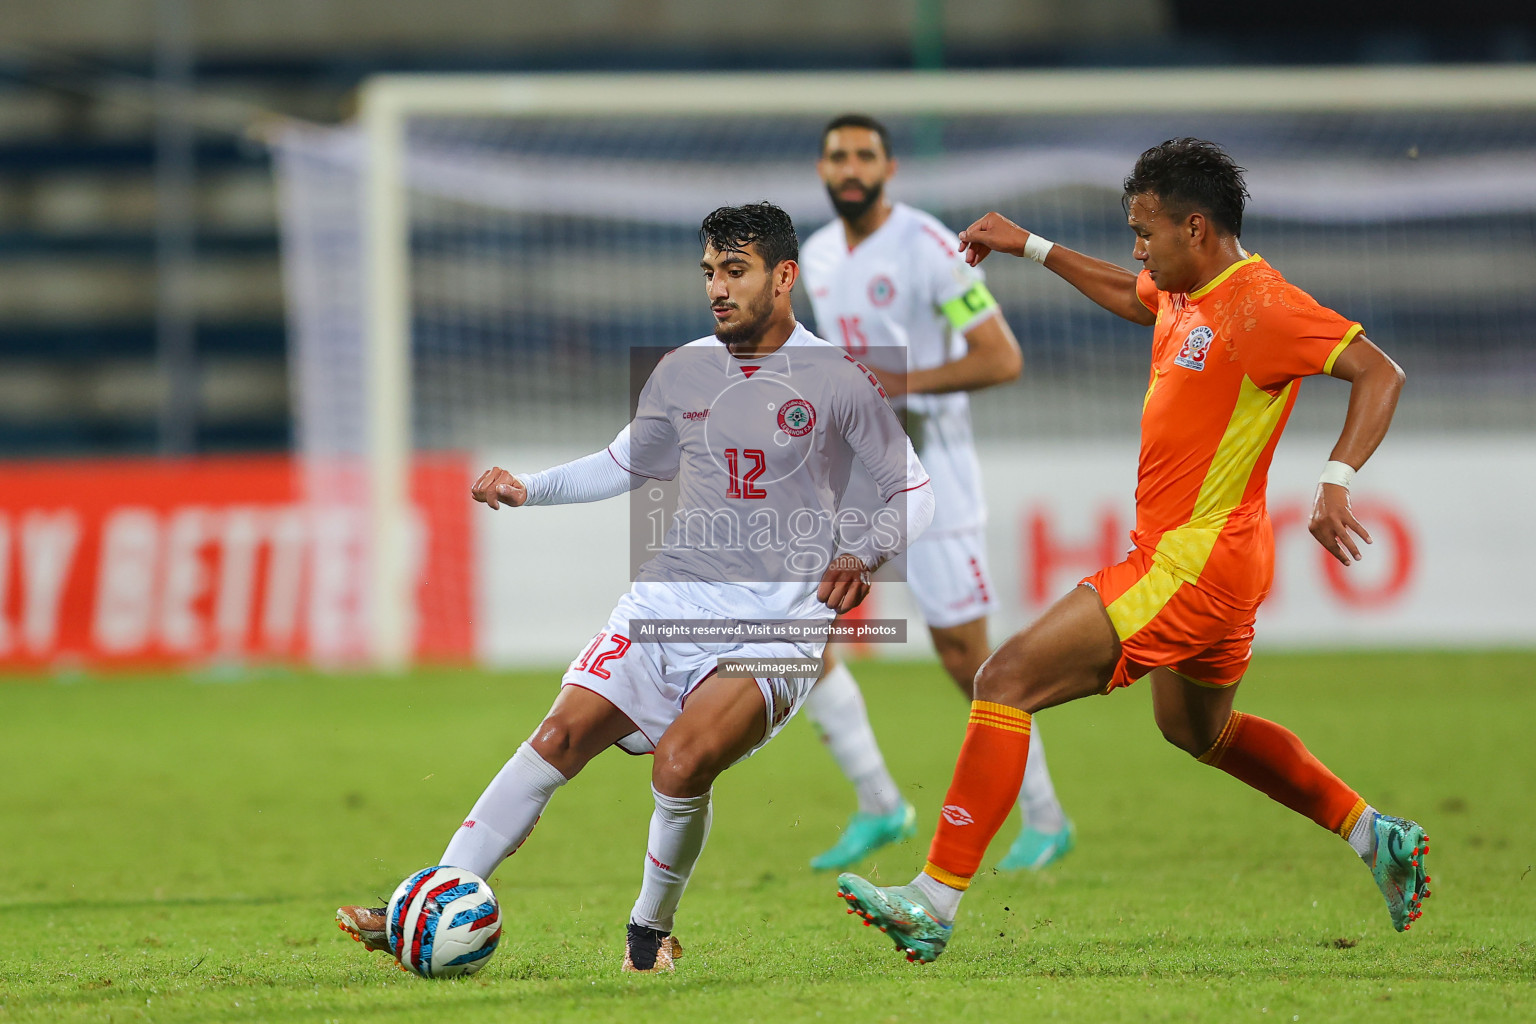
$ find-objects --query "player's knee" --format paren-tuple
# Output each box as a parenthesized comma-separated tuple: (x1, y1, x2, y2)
(528, 714, 592, 776)
(972, 649, 1030, 708)
(651, 740, 724, 798)
(1153, 708, 1211, 758)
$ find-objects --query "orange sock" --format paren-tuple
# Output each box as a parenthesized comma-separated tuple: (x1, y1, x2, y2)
(923, 701, 1031, 890)
(1199, 711, 1366, 837)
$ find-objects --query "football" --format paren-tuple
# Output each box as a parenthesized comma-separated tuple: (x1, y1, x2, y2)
(386, 866, 502, 978)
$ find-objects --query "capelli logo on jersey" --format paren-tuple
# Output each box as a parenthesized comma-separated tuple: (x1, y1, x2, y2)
(1174, 325, 1215, 371)
(867, 275, 897, 307)
(683, 409, 710, 421)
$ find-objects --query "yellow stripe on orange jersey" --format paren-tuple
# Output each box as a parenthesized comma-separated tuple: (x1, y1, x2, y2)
(1130, 257, 1365, 611)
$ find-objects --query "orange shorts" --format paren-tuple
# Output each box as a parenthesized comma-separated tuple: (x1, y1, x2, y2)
(1081, 547, 1257, 691)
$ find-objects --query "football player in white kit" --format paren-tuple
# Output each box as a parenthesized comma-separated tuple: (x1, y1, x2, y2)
(336, 204, 935, 974)
(797, 114, 1075, 872)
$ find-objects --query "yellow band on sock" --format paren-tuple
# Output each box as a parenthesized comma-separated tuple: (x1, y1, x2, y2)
(970, 700, 1028, 721)
(969, 713, 1031, 735)
(1337, 797, 1368, 839)
(968, 700, 1031, 734)
(1196, 710, 1246, 765)
(923, 861, 973, 891)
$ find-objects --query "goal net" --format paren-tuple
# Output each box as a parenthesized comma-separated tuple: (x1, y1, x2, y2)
(272, 69, 1536, 667)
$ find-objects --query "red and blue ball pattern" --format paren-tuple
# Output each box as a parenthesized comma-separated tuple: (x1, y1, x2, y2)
(386, 866, 501, 978)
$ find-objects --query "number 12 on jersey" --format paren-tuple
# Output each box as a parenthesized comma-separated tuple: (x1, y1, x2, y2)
(725, 448, 767, 499)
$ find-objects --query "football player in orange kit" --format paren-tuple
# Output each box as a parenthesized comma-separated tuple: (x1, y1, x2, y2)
(836, 138, 1429, 964)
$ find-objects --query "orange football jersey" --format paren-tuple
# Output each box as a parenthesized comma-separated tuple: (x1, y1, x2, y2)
(1127, 254, 1361, 612)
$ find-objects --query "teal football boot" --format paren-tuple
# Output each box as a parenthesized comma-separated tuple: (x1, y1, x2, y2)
(997, 818, 1075, 871)
(810, 802, 917, 871)
(1366, 814, 1431, 931)
(836, 872, 953, 964)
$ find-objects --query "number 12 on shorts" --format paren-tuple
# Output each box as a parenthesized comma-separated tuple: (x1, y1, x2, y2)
(574, 632, 631, 679)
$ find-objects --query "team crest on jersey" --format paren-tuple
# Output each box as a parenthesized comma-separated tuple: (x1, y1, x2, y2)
(777, 399, 816, 437)
(867, 275, 897, 307)
(1174, 325, 1214, 371)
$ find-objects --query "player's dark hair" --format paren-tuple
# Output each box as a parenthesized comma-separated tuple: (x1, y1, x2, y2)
(821, 113, 892, 159)
(699, 202, 799, 269)
(1123, 138, 1250, 237)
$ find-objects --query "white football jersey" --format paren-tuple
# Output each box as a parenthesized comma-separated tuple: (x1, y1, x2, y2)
(611, 323, 931, 624)
(801, 202, 994, 534)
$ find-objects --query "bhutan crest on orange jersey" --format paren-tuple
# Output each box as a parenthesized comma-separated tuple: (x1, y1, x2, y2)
(1174, 325, 1214, 371)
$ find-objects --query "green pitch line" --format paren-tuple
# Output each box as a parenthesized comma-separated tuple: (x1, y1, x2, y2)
(0, 652, 1532, 1022)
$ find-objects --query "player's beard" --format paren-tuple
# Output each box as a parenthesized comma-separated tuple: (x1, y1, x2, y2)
(713, 282, 776, 350)
(827, 178, 883, 222)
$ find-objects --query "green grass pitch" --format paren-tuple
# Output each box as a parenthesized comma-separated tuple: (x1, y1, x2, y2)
(1, 651, 1532, 1022)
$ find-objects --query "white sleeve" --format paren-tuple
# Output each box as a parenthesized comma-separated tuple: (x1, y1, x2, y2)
(836, 441, 934, 567)
(831, 357, 935, 566)
(521, 353, 684, 505)
(897, 476, 936, 550)
(520, 432, 646, 506)
(612, 359, 682, 480)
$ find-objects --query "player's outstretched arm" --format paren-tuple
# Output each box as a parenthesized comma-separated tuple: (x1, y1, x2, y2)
(470, 435, 655, 511)
(958, 211, 1154, 326)
(1309, 336, 1406, 566)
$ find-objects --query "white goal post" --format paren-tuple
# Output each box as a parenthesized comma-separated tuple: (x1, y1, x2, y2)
(342, 66, 1536, 670)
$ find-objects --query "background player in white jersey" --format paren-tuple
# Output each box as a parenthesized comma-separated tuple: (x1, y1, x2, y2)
(335, 203, 934, 974)
(796, 114, 1074, 872)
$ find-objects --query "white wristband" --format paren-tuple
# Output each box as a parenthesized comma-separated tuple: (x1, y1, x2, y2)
(1023, 233, 1055, 264)
(1318, 460, 1355, 489)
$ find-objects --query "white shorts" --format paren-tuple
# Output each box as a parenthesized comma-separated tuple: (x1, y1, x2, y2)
(905, 527, 995, 630)
(560, 587, 824, 757)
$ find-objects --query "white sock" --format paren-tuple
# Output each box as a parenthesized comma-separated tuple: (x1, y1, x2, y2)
(910, 871, 964, 926)
(630, 786, 713, 933)
(1347, 805, 1379, 860)
(801, 661, 903, 816)
(439, 742, 568, 881)
(1016, 722, 1067, 833)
